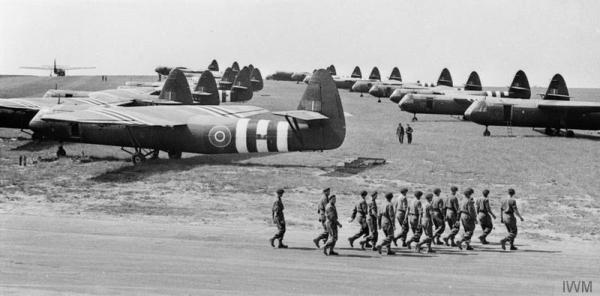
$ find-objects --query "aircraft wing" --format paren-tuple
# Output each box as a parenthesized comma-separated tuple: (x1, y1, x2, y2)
(40, 107, 188, 127)
(20, 66, 53, 70)
(62, 66, 96, 70)
(272, 110, 328, 121)
(537, 100, 600, 113)
(0, 98, 45, 111)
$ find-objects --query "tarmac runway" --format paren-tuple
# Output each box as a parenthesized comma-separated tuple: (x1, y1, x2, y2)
(1, 214, 598, 295)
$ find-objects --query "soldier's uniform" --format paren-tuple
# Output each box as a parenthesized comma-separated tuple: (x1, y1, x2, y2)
(360, 196, 378, 250)
(457, 193, 476, 250)
(377, 194, 396, 255)
(406, 194, 422, 248)
(271, 196, 286, 248)
(324, 200, 340, 255)
(476, 195, 494, 244)
(313, 191, 330, 247)
(348, 197, 369, 247)
(393, 192, 409, 246)
(501, 196, 519, 249)
(396, 124, 405, 144)
(416, 197, 434, 253)
(443, 192, 460, 246)
(431, 192, 446, 244)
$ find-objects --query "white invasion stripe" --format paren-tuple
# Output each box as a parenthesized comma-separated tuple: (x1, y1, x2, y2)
(255, 120, 269, 152)
(89, 110, 132, 123)
(212, 106, 241, 118)
(495, 91, 501, 97)
(235, 119, 250, 153)
(503, 91, 509, 97)
(99, 109, 153, 125)
(189, 106, 226, 118)
(276, 121, 289, 152)
(205, 106, 237, 118)
(486, 91, 492, 97)
(13, 99, 40, 109)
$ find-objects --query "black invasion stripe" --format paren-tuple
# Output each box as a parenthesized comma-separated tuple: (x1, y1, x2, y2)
(267, 120, 278, 152)
(246, 120, 257, 153)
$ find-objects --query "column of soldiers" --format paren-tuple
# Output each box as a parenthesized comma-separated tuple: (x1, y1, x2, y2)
(269, 186, 524, 255)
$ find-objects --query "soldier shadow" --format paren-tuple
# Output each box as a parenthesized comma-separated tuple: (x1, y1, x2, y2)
(90, 153, 330, 183)
(286, 247, 319, 252)
(473, 246, 560, 254)
(11, 139, 59, 151)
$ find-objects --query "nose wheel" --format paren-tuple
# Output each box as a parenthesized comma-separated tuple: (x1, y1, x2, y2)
(483, 126, 491, 137)
(412, 114, 418, 122)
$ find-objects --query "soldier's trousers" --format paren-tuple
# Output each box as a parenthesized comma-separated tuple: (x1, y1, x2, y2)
(444, 210, 460, 239)
(362, 216, 378, 246)
(418, 219, 433, 247)
(349, 220, 369, 241)
(459, 213, 475, 243)
(407, 134, 412, 144)
(477, 213, 493, 239)
(273, 220, 286, 240)
(315, 220, 329, 242)
(432, 211, 445, 239)
(503, 216, 518, 244)
(407, 215, 422, 242)
(324, 221, 339, 249)
(379, 222, 394, 250)
(398, 134, 404, 144)
(394, 212, 408, 241)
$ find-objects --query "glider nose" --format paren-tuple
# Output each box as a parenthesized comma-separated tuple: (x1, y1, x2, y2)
(398, 94, 415, 111)
(464, 99, 485, 122)
(368, 85, 383, 97)
(389, 89, 405, 103)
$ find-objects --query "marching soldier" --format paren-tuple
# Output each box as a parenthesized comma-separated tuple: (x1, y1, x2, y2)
(396, 123, 405, 144)
(500, 188, 524, 251)
(442, 186, 460, 247)
(377, 193, 396, 255)
(313, 188, 331, 248)
(360, 191, 379, 251)
(393, 188, 409, 247)
(324, 195, 342, 255)
(476, 189, 497, 244)
(431, 188, 446, 245)
(270, 189, 288, 248)
(348, 190, 369, 248)
(416, 193, 435, 253)
(456, 188, 476, 250)
(405, 190, 423, 249)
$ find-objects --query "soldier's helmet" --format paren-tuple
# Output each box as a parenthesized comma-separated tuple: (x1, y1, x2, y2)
(425, 193, 433, 200)
(482, 189, 490, 196)
(277, 189, 285, 195)
(400, 188, 408, 194)
(415, 191, 423, 198)
(371, 191, 378, 198)
(508, 188, 515, 195)
(323, 188, 331, 194)
(385, 192, 393, 200)
(433, 188, 441, 194)
(464, 188, 474, 195)
(360, 190, 368, 197)
(451, 186, 458, 192)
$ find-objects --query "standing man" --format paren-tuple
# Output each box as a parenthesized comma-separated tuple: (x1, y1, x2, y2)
(396, 123, 405, 144)
(416, 193, 435, 253)
(377, 193, 396, 255)
(406, 124, 414, 144)
(443, 186, 460, 247)
(348, 190, 369, 248)
(324, 195, 342, 255)
(476, 189, 497, 244)
(405, 191, 423, 249)
(270, 189, 288, 248)
(456, 188, 476, 250)
(500, 188, 524, 251)
(431, 188, 446, 245)
(393, 188, 409, 247)
(360, 192, 379, 251)
(313, 188, 331, 248)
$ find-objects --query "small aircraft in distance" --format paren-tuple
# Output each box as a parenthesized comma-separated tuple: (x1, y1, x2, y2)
(21, 59, 95, 76)
(398, 70, 530, 121)
(464, 74, 600, 137)
(31, 69, 346, 164)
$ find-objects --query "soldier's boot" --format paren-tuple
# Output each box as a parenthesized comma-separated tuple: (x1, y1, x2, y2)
(415, 242, 422, 253)
(313, 238, 321, 249)
(401, 239, 407, 247)
(406, 240, 412, 250)
(365, 242, 372, 248)
(392, 237, 398, 247)
(426, 244, 435, 253)
(500, 239, 507, 250)
(348, 237, 354, 248)
(323, 245, 330, 256)
(269, 237, 275, 248)
(510, 243, 518, 251)
(450, 238, 457, 247)
(443, 237, 450, 246)
(376, 245, 383, 254)
(478, 235, 488, 245)
(329, 249, 339, 256)
(465, 242, 473, 251)
(456, 239, 463, 250)
(359, 241, 366, 250)
(278, 240, 288, 248)
(386, 247, 395, 255)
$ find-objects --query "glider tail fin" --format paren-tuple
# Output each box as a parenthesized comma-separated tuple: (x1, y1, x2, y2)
(158, 69, 193, 104)
(543, 74, 570, 100)
(369, 67, 381, 80)
(464, 71, 482, 91)
(351, 66, 362, 78)
(389, 67, 401, 81)
(193, 70, 220, 105)
(508, 70, 531, 99)
(437, 68, 453, 87)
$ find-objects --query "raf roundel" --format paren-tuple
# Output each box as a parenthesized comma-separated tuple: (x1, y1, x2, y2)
(208, 125, 232, 148)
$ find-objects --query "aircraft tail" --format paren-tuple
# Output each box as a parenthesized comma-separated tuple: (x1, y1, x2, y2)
(296, 69, 346, 149)
(250, 68, 263, 91)
(158, 69, 193, 104)
(437, 68, 453, 87)
(231, 61, 240, 74)
(543, 74, 570, 101)
(351, 66, 362, 78)
(389, 67, 401, 81)
(218, 67, 235, 90)
(327, 65, 337, 76)
(464, 71, 482, 91)
(508, 70, 531, 99)
(369, 67, 381, 80)
(192, 71, 220, 105)
(230, 66, 253, 102)
(207, 59, 219, 72)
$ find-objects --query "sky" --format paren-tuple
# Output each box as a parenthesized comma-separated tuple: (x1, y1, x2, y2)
(2, 0, 600, 87)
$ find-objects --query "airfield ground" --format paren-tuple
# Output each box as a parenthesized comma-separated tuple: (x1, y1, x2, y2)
(1, 76, 599, 295)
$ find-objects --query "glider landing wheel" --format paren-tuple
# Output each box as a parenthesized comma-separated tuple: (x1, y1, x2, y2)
(132, 153, 146, 165)
(150, 150, 160, 160)
(483, 128, 491, 137)
(412, 114, 418, 122)
(566, 130, 575, 137)
(544, 127, 554, 136)
(168, 151, 182, 159)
